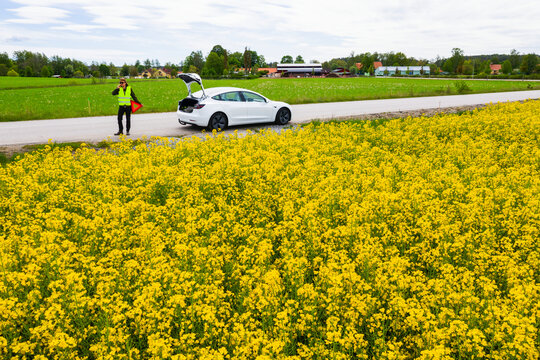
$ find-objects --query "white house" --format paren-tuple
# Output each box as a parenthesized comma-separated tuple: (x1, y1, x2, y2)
(375, 66, 430, 76)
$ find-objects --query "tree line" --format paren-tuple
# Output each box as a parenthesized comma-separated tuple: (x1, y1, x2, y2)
(1, 47, 538, 78)
(323, 48, 539, 76)
(0, 51, 180, 78)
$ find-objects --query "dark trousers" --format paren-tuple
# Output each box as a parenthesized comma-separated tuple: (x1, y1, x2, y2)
(117, 105, 131, 133)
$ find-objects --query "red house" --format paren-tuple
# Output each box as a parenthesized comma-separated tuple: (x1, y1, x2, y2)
(490, 64, 502, 75)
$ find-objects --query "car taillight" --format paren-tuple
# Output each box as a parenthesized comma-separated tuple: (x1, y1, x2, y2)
(194, 104, 205, 109)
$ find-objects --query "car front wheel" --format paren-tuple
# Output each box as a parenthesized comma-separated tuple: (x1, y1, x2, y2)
(275, 108, 291, 125)
(207, 112, 228, 131)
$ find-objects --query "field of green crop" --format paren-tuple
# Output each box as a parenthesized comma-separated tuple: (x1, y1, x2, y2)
(1, 76, 539, 121)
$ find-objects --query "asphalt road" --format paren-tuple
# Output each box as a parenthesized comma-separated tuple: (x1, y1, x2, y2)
(1, 90, 539, 146)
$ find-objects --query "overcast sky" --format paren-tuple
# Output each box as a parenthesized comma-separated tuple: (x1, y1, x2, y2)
(1, 0, 539, 65)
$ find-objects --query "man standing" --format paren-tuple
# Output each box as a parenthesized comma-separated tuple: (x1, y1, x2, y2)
(112, 78, 141, 136)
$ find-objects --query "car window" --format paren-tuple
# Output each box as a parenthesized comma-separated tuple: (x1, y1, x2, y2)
(242, 92, 266, 103)
(212, 92, 242, 101)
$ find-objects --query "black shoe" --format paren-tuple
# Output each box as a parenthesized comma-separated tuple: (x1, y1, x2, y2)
(114, 132, 123, 136)
(126, 132, 130, 136)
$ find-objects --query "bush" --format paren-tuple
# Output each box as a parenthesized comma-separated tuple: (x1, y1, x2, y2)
(454, 80, 472, 94)
(7, 69, 19, 77)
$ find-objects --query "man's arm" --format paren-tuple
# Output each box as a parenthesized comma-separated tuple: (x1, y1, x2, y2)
(130, 89, 140, 104)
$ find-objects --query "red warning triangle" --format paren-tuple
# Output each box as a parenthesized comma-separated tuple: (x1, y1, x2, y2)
(131, 100, 143, 113)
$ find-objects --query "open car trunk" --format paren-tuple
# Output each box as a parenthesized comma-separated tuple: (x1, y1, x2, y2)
(178, 73, 205, 98)
(178, 98, 199, 113)
(178, 73, 206, 113)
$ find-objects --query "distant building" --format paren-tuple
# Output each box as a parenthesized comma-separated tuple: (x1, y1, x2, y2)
(374, 66, 430, 76)
(257, 68, 278, 77)
(490, 64, 502, 75)
(140, 68, 171, 78)
(355, 62, 386, 73)
(276, 63, 323, 77)
(330, 67, 351, 76)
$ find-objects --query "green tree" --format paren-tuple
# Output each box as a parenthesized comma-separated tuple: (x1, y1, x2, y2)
(462, 60, 473, 75)
(450, 48, 465, 74)
(7, 69, 19, 77)
(223, 50, 229, 71)
(14, 50, 48, 76)
(65, 64, 74, 77)
(243, 47, 252, 74)
(210, 45, 227, 58)
(501, 60, 512, 74)
(109, 63, 117, 77)
(520, 54, 538, 75)
(349, 65, 358, 75)
(135, 60, 145, 73)
(294, 55, 304, 63)
(0, 64, 8, 76)
(144, 59, 152, 69)
(329, 59, 347, 70)
(442, 59, 453, 73)
(40, 65, 51, 77)
(281, 55, 293, 64)
(204, 52, 224, 77)
(73, 70, 84, 78)
(182, 51, 204, 73)
(129, 66, 139, 77)
(479, 60, 491, 75)
(509, 49, 520, 68)
(228, 52, 242, 69)
(24, 66, 33, 77)
(0, 52, 12, 68)
(121, 64, 130, 76)
(258, 55, 266, 67)
(98, 64, 109, 77)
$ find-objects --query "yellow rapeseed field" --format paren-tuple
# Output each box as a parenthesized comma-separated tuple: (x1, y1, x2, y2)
(0, 100, 539, 359)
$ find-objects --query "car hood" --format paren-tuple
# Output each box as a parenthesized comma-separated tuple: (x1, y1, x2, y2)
(178, 73, 206, 98)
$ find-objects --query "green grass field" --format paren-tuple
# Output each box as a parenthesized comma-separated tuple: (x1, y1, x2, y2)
(1, 76, 539, 121)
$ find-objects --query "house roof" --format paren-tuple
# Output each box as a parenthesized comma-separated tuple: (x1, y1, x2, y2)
(490, 64, 502, 71)
(373, 62, 383, 69)
(257, 67, 278, 73)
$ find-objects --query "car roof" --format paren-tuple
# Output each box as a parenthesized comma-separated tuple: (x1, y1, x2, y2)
(193, 87, 262, 97)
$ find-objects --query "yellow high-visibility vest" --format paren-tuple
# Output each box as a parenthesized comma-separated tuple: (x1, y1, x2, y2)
(118, 86, 132, 106)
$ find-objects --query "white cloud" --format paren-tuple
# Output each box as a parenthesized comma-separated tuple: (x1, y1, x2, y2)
(1, 0, 539, 63)
(50, 24, 100, 33)
(6, 6, 69, 24)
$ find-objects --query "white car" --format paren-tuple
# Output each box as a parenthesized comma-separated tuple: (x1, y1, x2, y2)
(177, 73, 292, 130)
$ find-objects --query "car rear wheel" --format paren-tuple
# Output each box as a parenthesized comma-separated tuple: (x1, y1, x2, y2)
(207, 112, 228, 131)
(275, 108, 291, 125)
